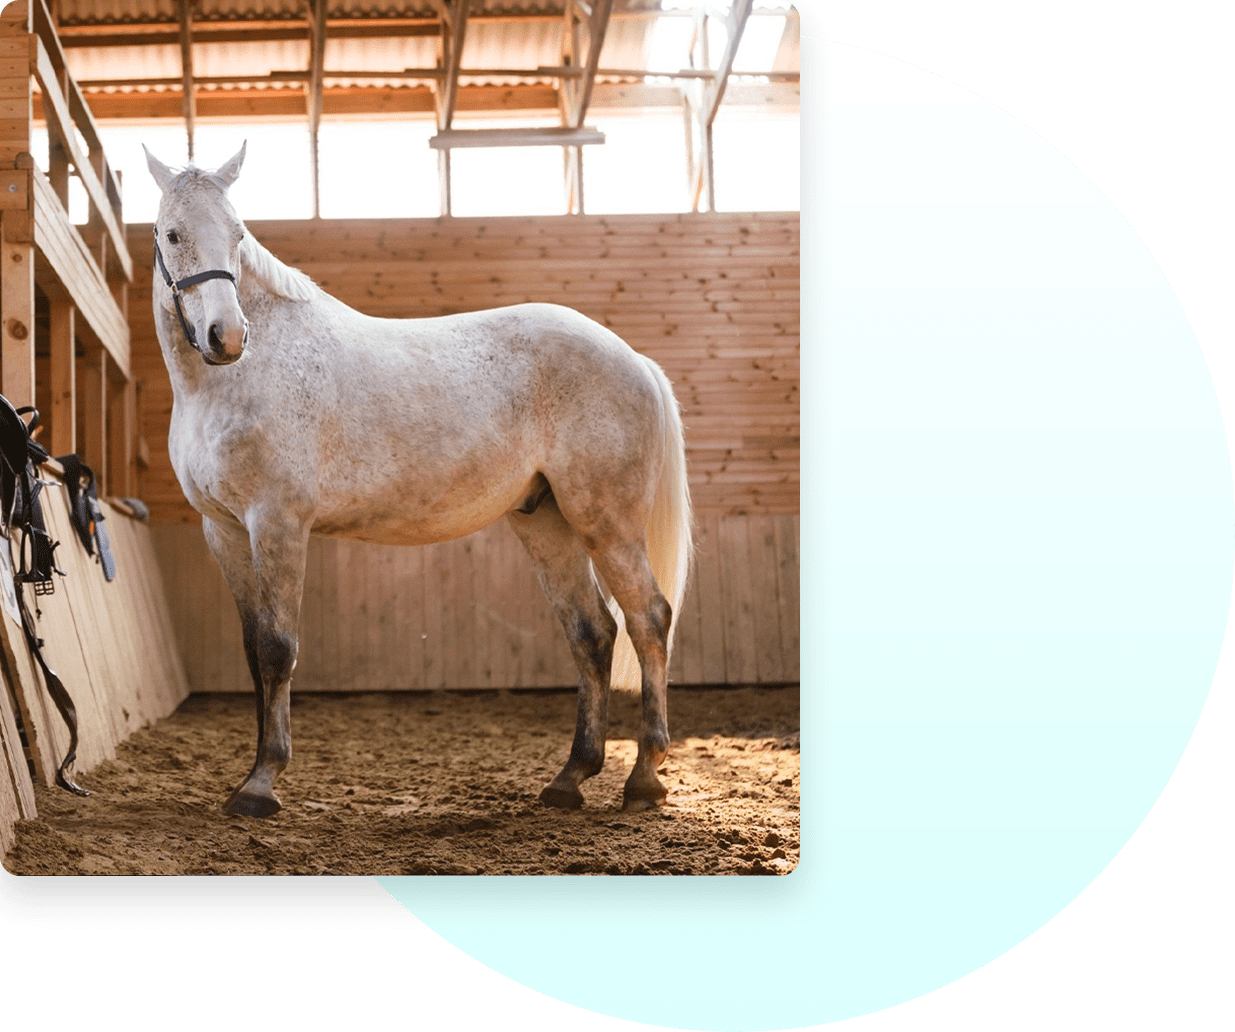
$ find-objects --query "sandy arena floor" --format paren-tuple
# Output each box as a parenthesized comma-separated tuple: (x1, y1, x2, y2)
(4, 684, 799, 876)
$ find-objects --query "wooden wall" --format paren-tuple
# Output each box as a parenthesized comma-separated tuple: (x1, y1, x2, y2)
(3, 1, 185, 854)
(129, 212, 799, 522)
(2, 489, 192, 853)
(129, 213, 799, 692)
(153, 511, 799, 694)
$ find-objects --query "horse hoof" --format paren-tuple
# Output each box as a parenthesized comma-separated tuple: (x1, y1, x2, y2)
(620, 794, 666, 813)
(539, 782, 585, 810)
(621, 777, 668, 812)
(224, 787, 282, 818)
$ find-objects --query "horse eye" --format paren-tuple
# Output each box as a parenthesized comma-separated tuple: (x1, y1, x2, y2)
(166, 229, 180, 245)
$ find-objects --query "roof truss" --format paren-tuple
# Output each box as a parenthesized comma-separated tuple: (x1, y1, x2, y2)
(38, 2, 799, 217)
(175, 0, 195, 159)
(306, 0, 327, 217)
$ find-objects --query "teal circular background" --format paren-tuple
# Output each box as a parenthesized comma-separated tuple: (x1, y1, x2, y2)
(378, 44, 1234, 1030)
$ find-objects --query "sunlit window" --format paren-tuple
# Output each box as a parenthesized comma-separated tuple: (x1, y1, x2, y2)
(32, 1, 796, 224)
(582, 112, 691, 215)
(713, 108, 799, 211)
(317, 119, 439, 219)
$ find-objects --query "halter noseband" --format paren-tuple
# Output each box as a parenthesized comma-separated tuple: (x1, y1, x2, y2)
(153, 226, 246, 353)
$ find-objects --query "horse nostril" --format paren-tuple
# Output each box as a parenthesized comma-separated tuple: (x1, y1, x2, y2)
(208, 322, 225, 351)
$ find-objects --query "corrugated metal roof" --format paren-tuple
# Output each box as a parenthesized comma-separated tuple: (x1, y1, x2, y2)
(54, 2, 797, 104)
(54, 2, 582, 23)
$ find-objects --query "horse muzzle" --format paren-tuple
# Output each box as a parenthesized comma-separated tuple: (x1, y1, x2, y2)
(201, 317, 249, 365)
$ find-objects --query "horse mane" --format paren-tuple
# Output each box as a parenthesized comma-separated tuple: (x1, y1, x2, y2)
(238, 233, 318, 302)
(165, 164, 318, 303)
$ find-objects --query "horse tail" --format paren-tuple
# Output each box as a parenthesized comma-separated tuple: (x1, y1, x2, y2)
(608, 359, 694, 691)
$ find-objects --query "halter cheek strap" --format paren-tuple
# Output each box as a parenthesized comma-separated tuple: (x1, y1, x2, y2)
(153, 226, 242, 351)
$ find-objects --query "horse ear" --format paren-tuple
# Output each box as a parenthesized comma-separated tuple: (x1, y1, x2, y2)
(215, 141, 247, 189)
(143, 145, 176, 193)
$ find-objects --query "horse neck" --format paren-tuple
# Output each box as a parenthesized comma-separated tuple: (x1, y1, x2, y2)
(154, 303, 210, 395)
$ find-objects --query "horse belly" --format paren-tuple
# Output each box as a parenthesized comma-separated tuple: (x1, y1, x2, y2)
(310, 468, 538, 547)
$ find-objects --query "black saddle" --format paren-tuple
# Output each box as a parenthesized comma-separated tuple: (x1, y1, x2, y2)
(0, 394, 88, 796)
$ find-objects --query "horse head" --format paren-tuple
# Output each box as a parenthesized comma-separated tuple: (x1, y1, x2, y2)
(144, 143, 250, 366)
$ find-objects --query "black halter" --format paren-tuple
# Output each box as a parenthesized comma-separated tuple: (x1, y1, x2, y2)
(153, 226, 243, 352)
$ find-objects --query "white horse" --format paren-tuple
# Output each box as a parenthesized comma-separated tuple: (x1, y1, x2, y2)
(144, 144, 692, 819)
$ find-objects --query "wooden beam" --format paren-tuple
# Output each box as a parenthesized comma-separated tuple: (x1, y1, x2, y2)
(684, 4, 711, 213)
(561, 0, 613, 214)
(429, 126, 605, 149)
(31, 165, 130, 379)
(437, 148, 451, 219)
(434, 0, 471, 215)
(306, 0, 327, 219)
(78, 346, 106, 492)
(32, 0, 126, 211)
(107, 373, 133, 498)
(679, 0, 754, 212)
(46, 59, 70, 206)
(55, 15, 506, 48)
(32, 36, 133, 281)
(558, 1, 578, 211)
(437, 0, 470, 131)
(0, 211, 35, 410)
(175, 0, 195, 160)
(0, 0, 30, 40)
(53, 7, 750, 49)
(703, 0, 755, 128)
(61, 80, 799, 122)
(79, 65, 780, 88)
(568, 0, 614, 129)
(0, 171, 28, 213)
(48, 299, 75, 455)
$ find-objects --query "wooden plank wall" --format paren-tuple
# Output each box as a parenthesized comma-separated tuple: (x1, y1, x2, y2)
(152, 512, 799, 694)
(0, 486, 191, 797)
(130, 213, 799, 691)
(129, 213, 799, 522)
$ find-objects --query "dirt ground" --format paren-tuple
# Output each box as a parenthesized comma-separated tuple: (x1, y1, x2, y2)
(4, 684, 799, 876)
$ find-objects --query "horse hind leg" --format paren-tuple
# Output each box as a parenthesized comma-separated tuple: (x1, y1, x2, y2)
(507, 496, 616, 809)
(590, 540, 673, 812)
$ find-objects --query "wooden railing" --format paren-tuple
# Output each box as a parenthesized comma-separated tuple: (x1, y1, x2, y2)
(29, 0, 130, 284)
(0, 0, 134, 495)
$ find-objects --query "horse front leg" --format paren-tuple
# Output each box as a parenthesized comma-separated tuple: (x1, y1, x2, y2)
(203, 512, 309, 818)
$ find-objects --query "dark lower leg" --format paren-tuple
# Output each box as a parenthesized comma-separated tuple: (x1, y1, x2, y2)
(622, 593, 673, 811)
(225, 627, 296, 818)
(541, 607, 616, 809)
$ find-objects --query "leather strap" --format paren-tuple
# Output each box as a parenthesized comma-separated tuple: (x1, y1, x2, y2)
(17, 589, 88, 796)
(153, 227, 240, 351)
(57, 454, 116, 581)
(12, 408, 61, 587)
(1, 401, 86, 795)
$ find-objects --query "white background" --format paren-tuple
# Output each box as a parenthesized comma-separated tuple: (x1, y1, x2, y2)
(380, 42, 1230, 1032)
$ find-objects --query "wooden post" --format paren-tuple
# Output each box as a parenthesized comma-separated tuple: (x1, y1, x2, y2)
(87, 146, 108, 272)
(0, 3, 28, 29)
(306, 0, 327, 218)
(134, 378, 150, 473)
(78, 345, 107, 491)
(175, 0, 196, 160)
(434, 0, 469, 216)
(0, 212, 34, 409)
(106, 372, 132, 498)
(45, 50, 71, 205)
(47, 127, 69, 205)
(0, 3, 32, 405)
(48, 299, 75, 454)
(437, 147, 451, 216)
